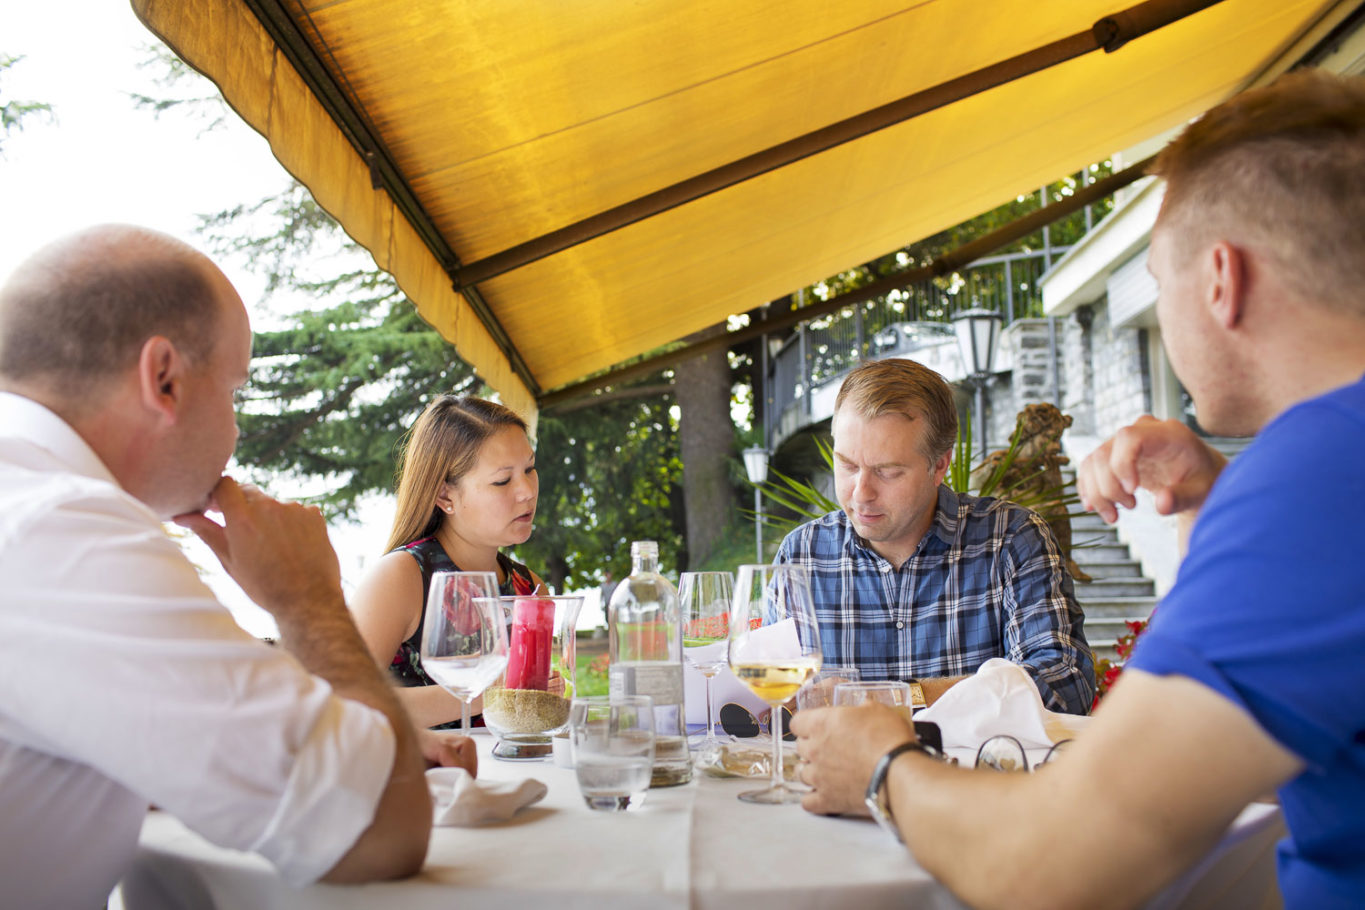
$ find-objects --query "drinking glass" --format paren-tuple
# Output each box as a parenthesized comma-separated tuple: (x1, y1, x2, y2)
(678, 570, 734, 760)
(796, 665, 861, 710)
(832, 680, 913, 719)
(419, 571, 508, 733)
(568, 695, 655, 811)
(728, 563, 822, 804)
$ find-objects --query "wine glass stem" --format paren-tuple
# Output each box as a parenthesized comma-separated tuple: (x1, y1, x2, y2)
(770, 705, 783, 793)
(461, 697, 471, 732)
(704, 676, 717, 744)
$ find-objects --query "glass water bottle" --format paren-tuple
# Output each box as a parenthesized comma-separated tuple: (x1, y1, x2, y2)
(607, 541, 692, 786)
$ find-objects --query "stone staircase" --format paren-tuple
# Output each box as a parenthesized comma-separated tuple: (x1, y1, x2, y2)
(1071, 510, 1158, 664)
(1067, 434, 1248, 664)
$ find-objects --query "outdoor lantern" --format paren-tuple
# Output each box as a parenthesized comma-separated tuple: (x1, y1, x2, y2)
(952, 305, 1003, 462)
(742, 446, 770, 561)
(742, 446, 771, 486)
(953, 305, 1003, 378)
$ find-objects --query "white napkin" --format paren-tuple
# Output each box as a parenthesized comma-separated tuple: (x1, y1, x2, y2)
(426, 767, 547, 826)
(916, 658, 1090, 751)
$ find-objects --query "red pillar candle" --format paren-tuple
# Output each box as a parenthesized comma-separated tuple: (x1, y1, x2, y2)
(505, 596, 555, 690)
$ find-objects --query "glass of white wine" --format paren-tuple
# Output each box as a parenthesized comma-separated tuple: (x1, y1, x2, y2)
(420, 571, 508, 732)
(679, 570, 734, 762)
(727, 563, 822, 804)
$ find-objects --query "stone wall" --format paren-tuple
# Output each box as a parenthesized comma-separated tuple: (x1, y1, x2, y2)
(981, 304, 1148, 451)
(984, 319, 1061, 448)
(1060, 307, 1096, 436)
(1085, 302, 1150, 438)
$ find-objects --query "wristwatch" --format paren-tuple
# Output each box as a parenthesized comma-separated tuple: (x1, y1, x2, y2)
(904, 677, 927, 712)
(865, 739, 942, 841)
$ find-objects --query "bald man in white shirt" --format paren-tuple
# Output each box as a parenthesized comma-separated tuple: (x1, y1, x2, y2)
(0, 225, 470, 908)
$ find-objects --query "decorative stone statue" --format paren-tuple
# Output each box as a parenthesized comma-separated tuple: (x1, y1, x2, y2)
(970, 403, 1091, 583)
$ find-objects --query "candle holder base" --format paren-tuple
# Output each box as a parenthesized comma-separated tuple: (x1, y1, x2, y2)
(491, 739, 553, 761)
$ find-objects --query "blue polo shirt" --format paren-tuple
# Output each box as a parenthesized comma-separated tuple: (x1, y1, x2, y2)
(1129, 375, 1365, 908)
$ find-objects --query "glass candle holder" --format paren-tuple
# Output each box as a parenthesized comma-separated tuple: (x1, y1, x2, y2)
(483, 594, 583, 760)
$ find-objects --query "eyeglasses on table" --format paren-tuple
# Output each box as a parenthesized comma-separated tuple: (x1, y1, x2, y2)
(718, 703, 796, 741)
(974, 734, 1073, 772)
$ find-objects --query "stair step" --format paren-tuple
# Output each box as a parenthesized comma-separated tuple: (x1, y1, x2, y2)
(1089, 641, 1120, 663)
(1081, 605, 1157, 627)
(1085, 616, 1151, 636)
(1069, 512, 1114, 531)
(1074, 560, 1144, 579)
(1072, 543, 1135, 563)
(1075, 578, 1154, 598)
(1077, 596, 1160, 618)
(1072, 526, 1120, 544)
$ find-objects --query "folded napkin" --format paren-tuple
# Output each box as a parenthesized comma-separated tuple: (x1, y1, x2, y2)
(427, 767, 547, 826)
(916, 658, 1090, 752)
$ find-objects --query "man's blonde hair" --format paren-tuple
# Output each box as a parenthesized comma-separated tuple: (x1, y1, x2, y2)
(834, 358, 957, 462)
(1153, 69, 1365, 317)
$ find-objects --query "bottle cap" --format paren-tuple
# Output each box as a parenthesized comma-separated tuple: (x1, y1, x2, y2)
(630, 540, 659, 560)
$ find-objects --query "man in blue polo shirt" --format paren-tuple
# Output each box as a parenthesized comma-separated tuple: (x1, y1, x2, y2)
(776, 357, 1094, 714)
(793, 69, 1365, 909)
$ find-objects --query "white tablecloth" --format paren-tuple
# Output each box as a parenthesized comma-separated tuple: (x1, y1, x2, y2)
(116, 733, 1284, 910)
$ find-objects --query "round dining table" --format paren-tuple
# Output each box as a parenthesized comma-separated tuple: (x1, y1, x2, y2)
(115, 731, 1285, 910)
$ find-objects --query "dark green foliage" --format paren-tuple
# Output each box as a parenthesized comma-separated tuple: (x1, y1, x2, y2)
(197, 179, 687, 590)
(0, 54, 53, 155)
(199, 181, 481, 512)
(526, 389, 686, 590)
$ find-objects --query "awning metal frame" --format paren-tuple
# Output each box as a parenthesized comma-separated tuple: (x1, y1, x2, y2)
(235, 0, 1223, 404)
(240, 0, 543, 395)
(453, 0, 1224, 288)
(537, 154, 1156, 409)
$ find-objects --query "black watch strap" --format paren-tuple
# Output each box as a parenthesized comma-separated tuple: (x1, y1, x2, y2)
(867, 739, 938, 801)
(865, 739, 941, 842)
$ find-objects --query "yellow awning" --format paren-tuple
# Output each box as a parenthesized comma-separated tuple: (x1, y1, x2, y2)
(131, 0, 1348, 420)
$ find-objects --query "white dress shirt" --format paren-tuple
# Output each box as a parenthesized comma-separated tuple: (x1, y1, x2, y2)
(0, 392, 397, 909)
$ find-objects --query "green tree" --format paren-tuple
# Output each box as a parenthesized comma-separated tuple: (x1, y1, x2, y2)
(199, 182, 483, 509)
(531, 386, 686, 589)
(0, 54, 53, 155)
(194, 179, 693, 591)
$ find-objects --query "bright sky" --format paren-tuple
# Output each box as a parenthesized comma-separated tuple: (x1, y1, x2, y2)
(0, 0, 399, 636)
(1, 1, 610, 635)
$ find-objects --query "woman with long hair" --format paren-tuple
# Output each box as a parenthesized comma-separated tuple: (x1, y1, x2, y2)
(352, 395, 545, 729)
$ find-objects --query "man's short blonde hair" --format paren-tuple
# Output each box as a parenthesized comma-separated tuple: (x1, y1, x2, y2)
(834, 358, 957, 462)
(1153, 69, 1365, 317)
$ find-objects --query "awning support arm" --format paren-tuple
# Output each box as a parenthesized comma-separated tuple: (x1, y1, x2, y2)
(536, 154, 1156, 410)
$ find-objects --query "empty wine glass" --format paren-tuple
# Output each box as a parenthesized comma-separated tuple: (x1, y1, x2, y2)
(679, 570, 733, 762)
(420, 571, 508, 732)
(796, 665, 862, 710)
(831, 680, 913, 718)
(728, 563, 822, 804)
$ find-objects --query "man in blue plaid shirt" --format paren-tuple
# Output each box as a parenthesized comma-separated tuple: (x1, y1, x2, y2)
(776, 358, 1094, 715)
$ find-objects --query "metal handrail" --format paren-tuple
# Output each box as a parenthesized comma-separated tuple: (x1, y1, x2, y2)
(764, 247, 1060, 450)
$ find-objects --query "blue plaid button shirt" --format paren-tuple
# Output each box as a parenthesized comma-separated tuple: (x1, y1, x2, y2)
(776, 485, 1094, 714)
